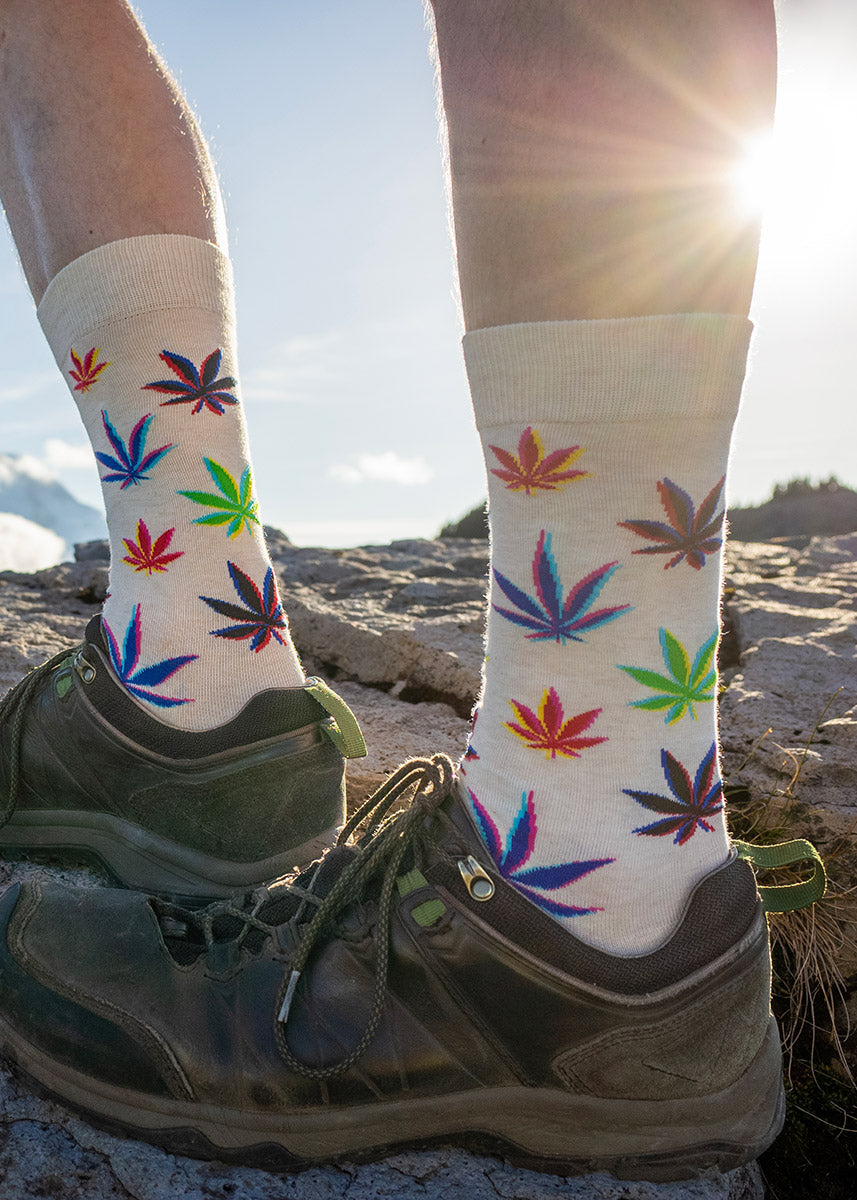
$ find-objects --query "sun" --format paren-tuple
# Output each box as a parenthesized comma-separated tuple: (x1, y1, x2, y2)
(731, 132, 780, 219)
(730, 96, 857, 236)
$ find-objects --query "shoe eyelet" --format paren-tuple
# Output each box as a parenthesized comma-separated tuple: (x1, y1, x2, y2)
(74, 651, 96, 684)
(458, 855, 495, 902)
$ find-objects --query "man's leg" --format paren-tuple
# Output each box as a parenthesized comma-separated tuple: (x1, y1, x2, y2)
(0, 1, 803, 1179)
(431, 0, 773, 327)
(0, 0, 363, 893)
(432, 0, 776, 953)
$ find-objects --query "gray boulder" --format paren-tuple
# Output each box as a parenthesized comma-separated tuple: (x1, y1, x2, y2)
(2, 528, 854, 1199)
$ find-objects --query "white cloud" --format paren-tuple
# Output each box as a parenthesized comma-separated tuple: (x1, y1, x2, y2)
(42, 438, 94, 471)
(328, 451, 434, 486)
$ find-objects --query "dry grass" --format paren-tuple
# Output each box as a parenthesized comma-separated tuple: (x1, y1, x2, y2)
(726, 690, 857, 1086)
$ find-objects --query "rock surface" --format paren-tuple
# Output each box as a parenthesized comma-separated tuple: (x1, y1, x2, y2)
(0, 529, 855, 1198)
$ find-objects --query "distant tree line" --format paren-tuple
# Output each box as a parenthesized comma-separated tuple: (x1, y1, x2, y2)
(438, 476, 857, 543)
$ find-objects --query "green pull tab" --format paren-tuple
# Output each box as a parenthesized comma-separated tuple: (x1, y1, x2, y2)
(733, 837, 827, 914)
(304, 677, 367, 759)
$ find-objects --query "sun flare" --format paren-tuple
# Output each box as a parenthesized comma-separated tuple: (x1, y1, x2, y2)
(731, 133, 779, 218)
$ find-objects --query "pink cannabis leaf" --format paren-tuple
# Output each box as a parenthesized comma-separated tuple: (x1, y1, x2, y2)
(506, 688, 606, 759)
(121, 520, 184, 575)
(489, 427, 590, 495)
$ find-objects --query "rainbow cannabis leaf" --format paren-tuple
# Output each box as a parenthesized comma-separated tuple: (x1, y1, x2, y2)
(619, 628, 717, 724)
(69, 347, 110, 392)
(103, 605, 196, 708)
(489, 427, 590, 495)
(143, 348, 238, 415)
(624, 744, 723, 844)
(178, 458, 260, 538)
(200, 562, 288, 651)
(121, 520, 184, 575)
(468, 788, 613, 916)
(95, 411, 173, 489)
(492, 530, 631, 643)
(618, 476, 725, 570)
(506, 688, 606, 759)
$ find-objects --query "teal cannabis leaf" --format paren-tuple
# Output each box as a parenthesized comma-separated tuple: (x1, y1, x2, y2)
(618, 628, 717, 724)
(178, 458, 260, 538)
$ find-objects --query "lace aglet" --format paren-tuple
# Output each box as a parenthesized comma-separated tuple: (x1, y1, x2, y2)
(277, 969, 301, 1025)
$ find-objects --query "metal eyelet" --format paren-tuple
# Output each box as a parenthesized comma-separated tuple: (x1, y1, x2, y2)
(74, 651, 96, 684)
(458, 855, 495, 902)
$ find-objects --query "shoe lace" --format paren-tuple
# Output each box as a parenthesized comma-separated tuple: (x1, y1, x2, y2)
(0, 646, 78, 827)
(154, 754, 457, 1080)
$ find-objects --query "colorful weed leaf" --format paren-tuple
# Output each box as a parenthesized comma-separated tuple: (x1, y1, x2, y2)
(489, 427, 590, 495)
(624, 744, 723, 845)
(200, 562, 287, 651)
(492, 530, 631, 644)
(506, 688, 606, 759)
(143, 348, 238, 415)
(617, 476, 725, 570)
(96, 410, 173, 489)
(121, 520, 184, 576)
(178, 458, 260, 538)
(103, 605, 196, 708)
(69, 347, 110, 392)
(468, 788, 613, 916)
(618, 628, 717, 724)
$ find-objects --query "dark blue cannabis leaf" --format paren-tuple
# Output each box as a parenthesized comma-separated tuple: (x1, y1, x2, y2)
(624, 744, 723, 844)
(103, 606, 196, 707)
(468, 788, 613, 916)
(95, 411, 173, 489)
(492, 530, 631, 643)
(618, 476, 725, 570)
(200, 562, 288, 651)
(143, 349, 238, 415)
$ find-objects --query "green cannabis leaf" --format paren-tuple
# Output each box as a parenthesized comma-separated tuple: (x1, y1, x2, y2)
(178, 457, 260, 538)
(619, 628, 717, 724)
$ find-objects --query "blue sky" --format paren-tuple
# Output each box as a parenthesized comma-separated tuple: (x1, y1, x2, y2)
(1, 0, 855, 546)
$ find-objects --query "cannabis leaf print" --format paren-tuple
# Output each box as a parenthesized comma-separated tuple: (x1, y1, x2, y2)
(506, 688, 606, 759)
(178, 458, 260, 538)
(468, 788, 613, 916)
(121, 520, 184, 576)
(103, 605, 196, 708)
(618, 628, 717, 724)
(492, 530, 631, 643)
(96, 411, 173, 489)
(143, 349, 238, 415)
(489, 427, 590, 495)
(200, 562, 288, 651)
(624, 744, 723, 844)
(69, 347, 110, 392)
(618, 476, 725, 570)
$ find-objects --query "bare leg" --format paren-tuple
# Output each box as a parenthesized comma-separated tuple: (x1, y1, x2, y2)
(0, 0, 225, 303)
(432, 0, 779, 954)
(430, 0, 776, 328)
(0, 0, 350, 893)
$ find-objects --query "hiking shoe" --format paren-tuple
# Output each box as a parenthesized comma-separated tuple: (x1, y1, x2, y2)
(0, 616, 365, 896)
(0, 754, 785, 1182)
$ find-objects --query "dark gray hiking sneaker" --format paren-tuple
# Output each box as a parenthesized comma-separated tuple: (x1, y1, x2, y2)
(0, 616, 365, 896)
(0, 755, 789, 1181)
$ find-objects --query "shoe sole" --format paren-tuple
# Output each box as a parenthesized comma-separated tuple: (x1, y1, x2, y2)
(0, 1011, 785, 1182)
(0, 811, 337, 897)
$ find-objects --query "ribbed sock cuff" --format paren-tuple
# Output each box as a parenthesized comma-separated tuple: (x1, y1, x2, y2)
(463, 314, 753, 426)
(37, 234, 233, 361)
